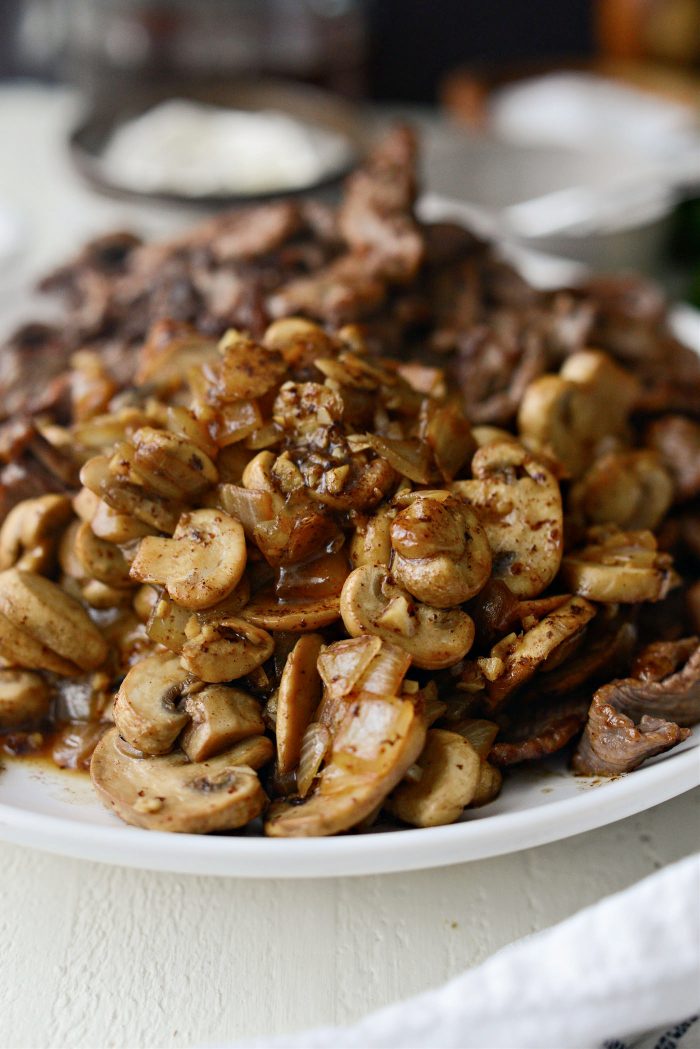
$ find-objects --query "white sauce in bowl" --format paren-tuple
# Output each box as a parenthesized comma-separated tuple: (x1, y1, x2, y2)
(99, 99, 355, 197)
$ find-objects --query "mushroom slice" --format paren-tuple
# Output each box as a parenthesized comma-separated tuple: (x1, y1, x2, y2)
(0, 568, 107, 673)
(276, 634, 323, 775)
(0, 609, 76, 675)
(181, 686, 265, 762)
(518, 351, 638, 478)
(0, 494, 73, 572)
(265, 696, 426, 837)
(112, 427, 218, 500)
(572, 688, 690, 777)
(340, 564, 475, 670)
(80, 455, 182, 534)
(469, 762, 503, 808)
(390, 494, 491, 607)
(113, 652, 190, 755)
(130, 509, 246, 610)
(569, 450, 673, 532)
(90, 498, 156, 544)
(180, 617, 274, 683)
(0, 669, 51, 728)
(561, 526, 677, 604)
(386, 729, 481, 827)
(148, 581, 253, 654)
(146, 594, 192, 652)
(453, 441, 563, 599)
(91, 728, 267, 833)
(74, 522, 133, 588)
(486, 596, 597, 710)
(242, 590, 340, 632)
(349, 505, 395, 569)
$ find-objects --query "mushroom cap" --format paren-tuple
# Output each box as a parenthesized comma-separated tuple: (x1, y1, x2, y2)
(130, 509, 247, 611)
(390, 495, 492, 607)
(91, 728, 268, 833)
(386, 728, 481, 827)
(340, 564, 475, 670)
(113, 651, 190, 755)
(453, 441, 563, 599)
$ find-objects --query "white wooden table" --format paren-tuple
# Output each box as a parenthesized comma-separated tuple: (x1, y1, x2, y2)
(1, 85, 698, 1049)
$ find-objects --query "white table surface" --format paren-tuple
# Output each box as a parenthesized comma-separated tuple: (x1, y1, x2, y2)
(1, 84, 699, 1049)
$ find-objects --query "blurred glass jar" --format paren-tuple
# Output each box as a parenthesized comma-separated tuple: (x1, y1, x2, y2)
(18, 0, 368, 105)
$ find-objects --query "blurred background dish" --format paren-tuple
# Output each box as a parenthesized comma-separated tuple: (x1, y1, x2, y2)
(1, 0, 700, 293)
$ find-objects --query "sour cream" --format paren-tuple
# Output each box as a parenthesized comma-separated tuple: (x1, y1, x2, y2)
(99, 99, 354, 197)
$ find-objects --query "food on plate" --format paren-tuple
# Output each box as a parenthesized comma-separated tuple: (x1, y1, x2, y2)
(0, 128, 698, 837)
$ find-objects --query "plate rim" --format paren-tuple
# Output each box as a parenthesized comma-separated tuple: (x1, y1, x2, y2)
(0, 744, 697, 877)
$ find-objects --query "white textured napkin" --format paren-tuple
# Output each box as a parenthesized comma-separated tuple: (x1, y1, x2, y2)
(245, 853, 700, 1049)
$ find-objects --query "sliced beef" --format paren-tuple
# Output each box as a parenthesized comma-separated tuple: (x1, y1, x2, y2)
(582, 274, 666, 364)
(619, 637, 700, 726)
(449, 324, 546, 425)
(0, 418, 79, 518)
(0, 324, 72, 422)
(571, 692, 689, 776)
(646, 416, 700, 502)
(266, 253, 387, 325)
(537, 619, 637, 698)
(571, 636, 700, 775)
(339, 125, 424, 283)
(490, 695, 590, 766)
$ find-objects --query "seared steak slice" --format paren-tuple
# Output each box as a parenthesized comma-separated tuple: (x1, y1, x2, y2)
(571, 639, 699, 775)
(646, 416, 700, 503)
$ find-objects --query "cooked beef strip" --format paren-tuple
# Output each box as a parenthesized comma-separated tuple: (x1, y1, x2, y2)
(490, 694, 590, 766)
(646, 416, 700, 502)
(571, 638, 699, 775)
(571, 692, 690, 776)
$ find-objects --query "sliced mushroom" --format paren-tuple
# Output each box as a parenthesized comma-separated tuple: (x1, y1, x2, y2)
(518, 351, 638, 478)
(130, 509, 246, 610)
(265, 696, 426, 837)
(340, 564, 475, 670)
(180, 616, 274, 683)
(110, 426, 218, 501)
(74, 521, 133, 588)
(349, 505, 394, 569)
(181, 685, 264, 762)
(0, 568, 107, 674)
(0, 669, 51, 728)
(91, 727, 268, 833)
(242, 590, 340, 632)
(486, 596, 597, 710)
(90, 498, 156, 544)
(147, 581, 252, 654)
(0, 494, 73, 572)
(469, 762, 503, 808)
(390, 494, 491, 607)
(569, 450, 673, 532)
(561, 526, 677, 603)
(386, 728, 481, 827)
(80, 455, 183, 534)
(113, 651, 190, 755)
(453, 441, 563, 598)
(276, 634, 323, 775)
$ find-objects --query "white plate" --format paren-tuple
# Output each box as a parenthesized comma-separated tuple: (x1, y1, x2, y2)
(0, 737, 698, 877)
(1, 194, 698, 877)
